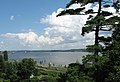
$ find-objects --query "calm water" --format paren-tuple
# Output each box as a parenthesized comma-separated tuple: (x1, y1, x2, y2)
(8, 51, 89, 65)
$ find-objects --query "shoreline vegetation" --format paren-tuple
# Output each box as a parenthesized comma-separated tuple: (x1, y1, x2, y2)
(1, 0, 120, 81)
(55, 0, 120, 81)
(0, 51, 67, 82)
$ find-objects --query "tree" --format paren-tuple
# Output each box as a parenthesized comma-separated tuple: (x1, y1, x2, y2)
(2, 62, 18, 82)
(3, 51, 8, 61)
(17, 58, 36, 80)
(57, 0, 120, 55)
(57, 0, 119, 53)
(80, 16, 120, 82)
(0, 52, 3, 72)
(57, 0, 120, 82)
(103, 17, 120, 82)
(58, 63, 93, 82)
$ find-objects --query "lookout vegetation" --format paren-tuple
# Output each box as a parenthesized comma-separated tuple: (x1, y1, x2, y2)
(1, 0, 120, 82)
(57, 0, 120, 82)
(0, 51, 66, 82)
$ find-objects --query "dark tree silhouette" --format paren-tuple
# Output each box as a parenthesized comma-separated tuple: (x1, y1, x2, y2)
(57, 0, 120, 82)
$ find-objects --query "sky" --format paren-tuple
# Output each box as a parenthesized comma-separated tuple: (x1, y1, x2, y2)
(0, 0, 116, 50)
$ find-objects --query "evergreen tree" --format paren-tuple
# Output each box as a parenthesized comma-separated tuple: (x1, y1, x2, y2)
(57, 0, 120, 82)
(0, 52, 3, 72)
(3, 51, 8, 61)
(57, 0, 120, 55)
(104, 17, 120, 82)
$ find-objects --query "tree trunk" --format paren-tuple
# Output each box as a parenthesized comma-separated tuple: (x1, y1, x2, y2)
(95, 0, 102, 82)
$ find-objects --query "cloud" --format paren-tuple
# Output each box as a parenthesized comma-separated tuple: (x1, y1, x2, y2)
(10, 15, 15, 21)
(1, 32, 64, 46)
(1, 32, 39, 44)
(1, 3, 118, 50)
(0, 41, 4, 44)
(1, 4, 93, 49)
(40, 4, 96, 48)
(0, 41, 4, 50)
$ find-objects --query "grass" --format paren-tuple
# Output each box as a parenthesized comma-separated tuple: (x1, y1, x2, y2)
(33, 64, 67, 81)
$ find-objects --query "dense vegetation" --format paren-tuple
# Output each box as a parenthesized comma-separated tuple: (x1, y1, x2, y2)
(0, 51, 65, 82)
(0, 52, 36, 82)
(1, 0, 120, 82)
(57, 0, 120, 82)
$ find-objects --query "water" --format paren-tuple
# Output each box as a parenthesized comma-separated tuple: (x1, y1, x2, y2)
(8, 51, 89, 65)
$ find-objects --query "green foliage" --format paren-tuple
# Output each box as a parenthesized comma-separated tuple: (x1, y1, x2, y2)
(0, 1, 120, 81)
(57, 0, 120, 82)
(0, 55, 3, 73)
(58, 63, 94, 82)
(105, 16, 120, 25)
(34, 67, 61, 82)
(106, 66, 120, 82)
(86, 44, 102, 52)
(98, 36, 112, 45)
(66, 0, 99, 8)
(57, 7, 85, 17)
(17, 58, 36, 80)
(3, 51, 8, 61)
(81, 15, 117, 36)
(81, 26, 93, 36)
(57, 0, 119, 56)
(40, 76, 58, 82)
(0, 54, 3, 62)
(86, 16, 105, 25)
(2, 62, 18, 82)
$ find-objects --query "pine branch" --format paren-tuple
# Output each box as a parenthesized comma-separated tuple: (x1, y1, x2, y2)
(101, 11, 113, 16)
(81, 26, 95, 36)
(56, 7, 85, 17)
(98, 36, 112, 45)
(66, 0, 99, 8)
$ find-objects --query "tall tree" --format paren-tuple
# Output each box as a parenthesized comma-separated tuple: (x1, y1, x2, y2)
(57, 0, 120, 82)
(57, 0, 120, 55)
(0, 52, 3, 72)
(0, 54, 3, 72)
(3, 51, 8, 61)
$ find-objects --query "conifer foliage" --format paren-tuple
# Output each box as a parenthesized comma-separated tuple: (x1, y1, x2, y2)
(57, 0, 120, 82)
(57, 0, 120, 55)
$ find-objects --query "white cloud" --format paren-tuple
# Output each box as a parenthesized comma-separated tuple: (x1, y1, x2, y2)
(1, 31, 64, 46)
(1, 32, 39, 44)
(0, 4, 96, 50)
(1, 3, 118, 50)
(0, 41, 4, 50)
(40, 4, 96, 48)
(10, 15, 15, 21)
(0, 41, 4, 44)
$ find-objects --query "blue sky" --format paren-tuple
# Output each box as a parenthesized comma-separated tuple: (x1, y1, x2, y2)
(0, 0, 68, 34)
(0, 0, 115, 50)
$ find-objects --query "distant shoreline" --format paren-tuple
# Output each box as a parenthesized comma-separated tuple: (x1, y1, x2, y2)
(8, 49, 93, 52)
